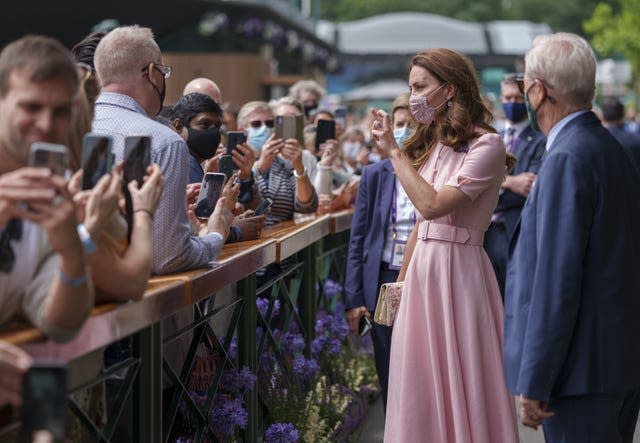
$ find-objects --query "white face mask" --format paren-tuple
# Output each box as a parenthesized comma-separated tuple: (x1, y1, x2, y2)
(247, 125, 272, 152)
(342, 141, 362, 158)
(393, 126, 414, 149)
(409, 82, 448, 125)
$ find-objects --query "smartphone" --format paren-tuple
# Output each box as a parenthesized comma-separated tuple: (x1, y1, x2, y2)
(28, 142, 68, 177)
(226, 131, 246, 156)
(315, 119, 336, 150)
(123, 136, 151, 188)
(253, 198, 273, 216)
(218, 155, 234, 179)
(194, 172, 226, 220)
(275, 115, 304, 145)
(123, 136, 151, 242)
(20, 362, 67, 442)
(334, 106, 347, 129)
(81, 133, 114, 190)
(358, 315, 372, 336)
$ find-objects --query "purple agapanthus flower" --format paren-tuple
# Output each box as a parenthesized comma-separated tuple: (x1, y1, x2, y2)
(210, 396, 248, 437)
(220, 366, 257, 394)
(256, 297, 281, 319)
(265, 422, 300, 443)
(292, 356, 319, 381)
(280, 332, 305, 356)
(323, 279, 343, 298)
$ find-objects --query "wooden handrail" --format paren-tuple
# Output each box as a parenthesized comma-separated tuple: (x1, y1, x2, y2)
(0, 210, 354, 357)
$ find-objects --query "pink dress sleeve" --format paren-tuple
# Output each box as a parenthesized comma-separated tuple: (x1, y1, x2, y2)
(445, 133, 506, 201)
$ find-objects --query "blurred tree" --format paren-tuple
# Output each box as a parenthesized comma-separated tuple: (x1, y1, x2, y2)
(584, 0, 640, 106)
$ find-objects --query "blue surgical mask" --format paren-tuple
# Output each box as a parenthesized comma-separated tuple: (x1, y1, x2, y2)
(247, 125, 272, 152)
(393, 126, 414, 149)
(502, 102, 528, 123)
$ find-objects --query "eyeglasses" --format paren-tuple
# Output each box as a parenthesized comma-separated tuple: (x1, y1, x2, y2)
(516, 75, 557, 104)
(142, 63, 173, 79)
(249, 119, 274, 129)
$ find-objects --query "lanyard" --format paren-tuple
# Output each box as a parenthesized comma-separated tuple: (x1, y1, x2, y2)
(391, 180, 416, 240)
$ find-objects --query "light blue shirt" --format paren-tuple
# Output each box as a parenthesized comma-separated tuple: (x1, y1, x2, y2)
(92, 92, 223, 274)
(545, 110, 589, 152)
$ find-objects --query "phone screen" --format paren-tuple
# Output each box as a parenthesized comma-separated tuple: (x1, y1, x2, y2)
(123, 136, 151, 242)
(29, 143, 68, 177)
(81, 134, 113, 190)
(253, 198, 273, 216)
(195, 173, 226, 220)
(275, 115, 304, 145)
(334, 107, 347, 130)
(20, 363, 67, 442)
(226, 131, 246, 156)
(123, 136, 151, 187)
(218, 155, 234, 179)
(315, 119, 336, 150)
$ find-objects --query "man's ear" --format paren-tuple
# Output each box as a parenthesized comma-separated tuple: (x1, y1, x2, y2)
(173, 118, 183, 132)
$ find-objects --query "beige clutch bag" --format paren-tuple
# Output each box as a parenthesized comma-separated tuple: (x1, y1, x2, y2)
(374, 282, 403, 326)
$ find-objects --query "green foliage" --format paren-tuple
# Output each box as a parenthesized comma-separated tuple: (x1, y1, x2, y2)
(584, 0, 640, 74)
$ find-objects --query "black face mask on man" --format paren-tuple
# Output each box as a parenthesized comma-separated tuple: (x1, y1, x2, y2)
(148, 70, 166, 116)
(186, 126, 221, 159)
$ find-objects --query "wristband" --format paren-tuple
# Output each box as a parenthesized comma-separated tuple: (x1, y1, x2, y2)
(293, 168, 307, 178)
(59, 269, 87, 287)
(76, 223, 97, 255)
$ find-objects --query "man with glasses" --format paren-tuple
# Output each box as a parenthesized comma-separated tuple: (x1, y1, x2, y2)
(484, 73, 545, 298)
(0, 35, 94, 344)
(504, 33, 640, 442)
(93, 26, 236, 275)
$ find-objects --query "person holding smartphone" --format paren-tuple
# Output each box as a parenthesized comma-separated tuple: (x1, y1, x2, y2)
(344, 94, 416, 412)
(240, 100, 318, 227)
(0, 36, 95, 342)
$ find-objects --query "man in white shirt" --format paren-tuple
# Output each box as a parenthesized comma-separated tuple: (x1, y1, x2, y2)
(0, 35, 94, 342)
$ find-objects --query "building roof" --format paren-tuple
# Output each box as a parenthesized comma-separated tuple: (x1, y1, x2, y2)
(317, 12, 551, 56)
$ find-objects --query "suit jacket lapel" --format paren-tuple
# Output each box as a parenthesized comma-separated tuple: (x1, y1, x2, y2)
(379, 161, 395, 230)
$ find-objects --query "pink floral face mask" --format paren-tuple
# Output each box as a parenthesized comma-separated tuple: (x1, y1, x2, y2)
(409, 82, 448, 125)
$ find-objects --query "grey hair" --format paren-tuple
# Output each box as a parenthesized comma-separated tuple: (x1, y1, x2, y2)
(237, 100, 273, 129)
(525, 32, 596, 107)
(288, 79, 326, 101)
(94, 25, 161, 86)
(272, 96, 304, 115)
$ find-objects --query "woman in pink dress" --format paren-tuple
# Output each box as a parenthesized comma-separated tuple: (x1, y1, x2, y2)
(371, 49, 518, 442)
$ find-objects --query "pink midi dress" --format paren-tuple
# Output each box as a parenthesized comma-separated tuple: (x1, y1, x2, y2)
(384, 133, 518, 443)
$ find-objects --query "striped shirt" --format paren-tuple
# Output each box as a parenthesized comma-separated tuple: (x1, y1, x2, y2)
(255, 156, 318, 226)
(92, 92, 223, 274)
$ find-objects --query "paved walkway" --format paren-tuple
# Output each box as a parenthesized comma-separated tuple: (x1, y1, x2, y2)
(358, 397, 640, 443)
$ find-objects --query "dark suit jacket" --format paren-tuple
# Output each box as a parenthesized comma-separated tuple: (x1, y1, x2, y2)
(607, 124, 640, 160)
(504, 111, 640, 402)
(345, 159, 396, 312)
(495, 125, 546, 237)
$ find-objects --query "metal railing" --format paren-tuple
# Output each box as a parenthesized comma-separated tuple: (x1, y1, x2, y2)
(0, 210, 353, 443)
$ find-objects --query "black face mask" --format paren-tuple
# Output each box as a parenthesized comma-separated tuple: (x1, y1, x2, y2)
(187, 126, 221, 160)
(303, 103, 318, 118)
(148, 75, 166, 116)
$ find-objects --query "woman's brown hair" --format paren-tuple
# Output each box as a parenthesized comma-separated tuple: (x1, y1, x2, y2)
(403, 49, 495, 166)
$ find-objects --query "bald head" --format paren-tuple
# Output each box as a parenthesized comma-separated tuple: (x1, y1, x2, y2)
(183, 77, 222, 103)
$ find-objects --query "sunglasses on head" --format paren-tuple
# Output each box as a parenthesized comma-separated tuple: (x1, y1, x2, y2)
(516, 74, 526, 95)
(249, 119, 274, 129)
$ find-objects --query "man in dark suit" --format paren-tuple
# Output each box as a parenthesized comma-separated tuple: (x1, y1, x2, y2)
(601, 96, 640, 155)
(484, 73, 545, 298)
(504, 33, 640, 442)
(345, 95, 414, 410)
